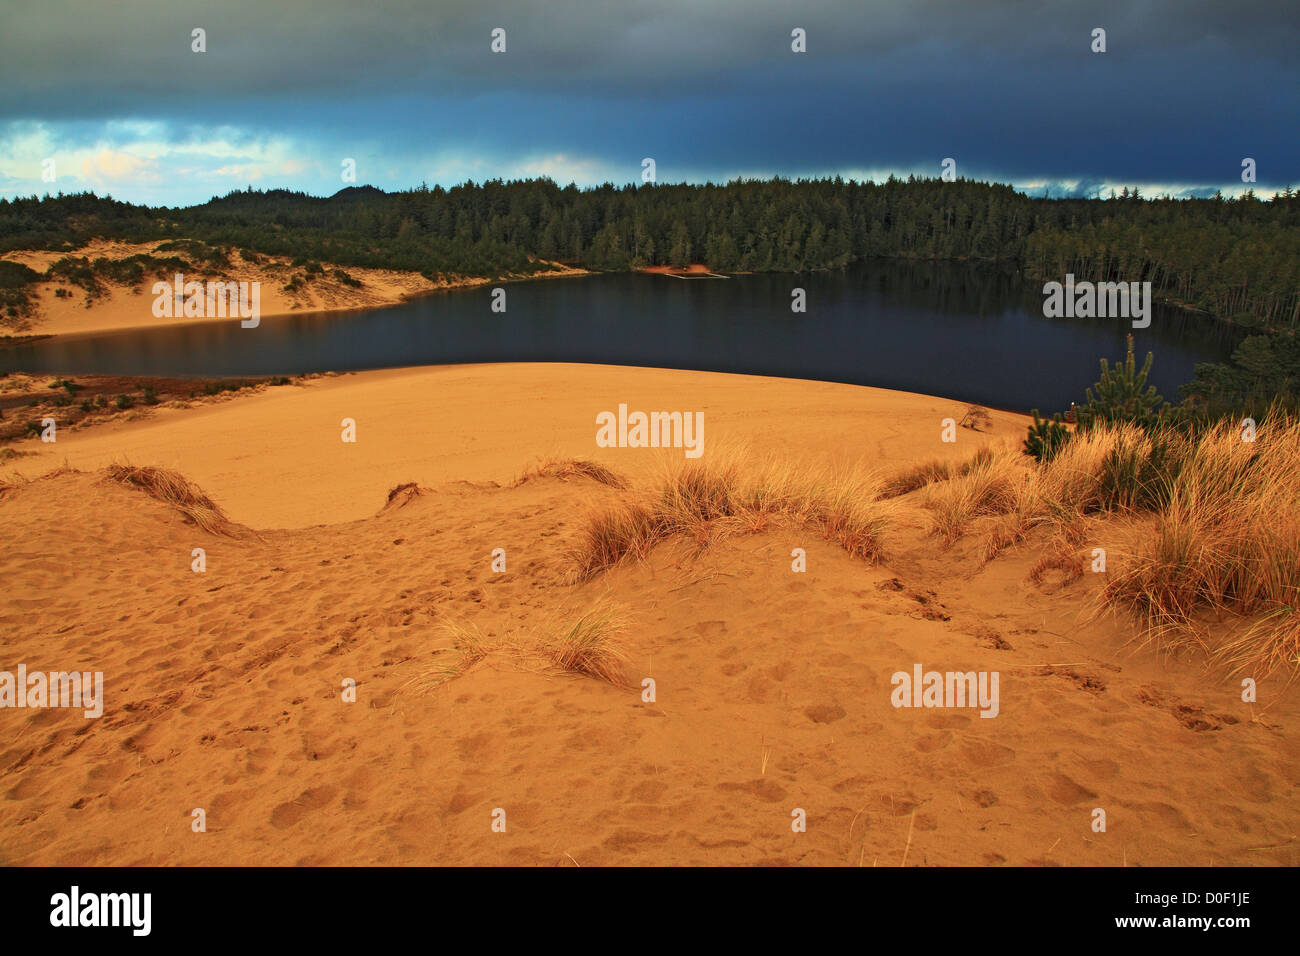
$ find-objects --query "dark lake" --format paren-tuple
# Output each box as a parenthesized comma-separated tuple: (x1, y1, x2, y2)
(0, 261, 1239, 413)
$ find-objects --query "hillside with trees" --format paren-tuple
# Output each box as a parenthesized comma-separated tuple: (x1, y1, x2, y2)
(2, 177, 1295, 329)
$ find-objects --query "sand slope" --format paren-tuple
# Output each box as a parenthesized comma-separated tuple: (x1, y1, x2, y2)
(8, 364, 1031, 529)
(1, 365, 1294, 866)
(0, 465, 1295, 866)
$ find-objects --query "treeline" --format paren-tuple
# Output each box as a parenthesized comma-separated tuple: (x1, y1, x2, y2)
(1, 177, 1297, 329)
(1024, 206, 1299, 330)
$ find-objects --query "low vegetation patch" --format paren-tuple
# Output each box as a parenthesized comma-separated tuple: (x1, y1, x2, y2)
(570, 452, 895, 579)
(403, 619, 491, 693)
(0, 374, 296, 445)
(514, 457, 628, 489)
(0, 260, 42, 325)
(922, 416, 1300, 676)
(546, 601, 631, 687)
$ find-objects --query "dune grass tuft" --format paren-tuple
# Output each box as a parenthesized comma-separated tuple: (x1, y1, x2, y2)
(403, 619, 491, 693)
(569, 451, 895, 578)
(1094, 419, 1300, 675)
(917, 447, 1024, 541)
(570, 500, 662, 579)
(547, 601, 631, 687)
(0, 473, 25, 500)
(878, 458, 955, 499)
(917, 416, 1300, 676)
(105, 463, 234, 535)
(515, 457, 628, 489)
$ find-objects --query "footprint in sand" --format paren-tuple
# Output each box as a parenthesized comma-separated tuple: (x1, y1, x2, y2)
(804, 703, 846, 724)
(960, 740, 1016, 769)
(715, 779, 787, 802)
(915, 730, 953, 752)
(1138, 685, 1241, 731)
(964, 788, 999, 808)
(1044, 772, 1097, 806)
(269, 786, 336, 829)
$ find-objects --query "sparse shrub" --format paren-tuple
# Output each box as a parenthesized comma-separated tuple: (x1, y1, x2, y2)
(959, 404, 993, 431)
(201, 379, 250, 396)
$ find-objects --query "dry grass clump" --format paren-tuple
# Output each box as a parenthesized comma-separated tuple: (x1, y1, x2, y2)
(788, 468, 896, 561)
(929, 416, 1298, 675)
(1215, 607, 1300, 680)
(409, 602, 634, 692)
(1027, 521, 1090, 585)
(878, 447, 1001, 500)
(906, 416, 1299, 674)
(879, 458, 954, 499)
(0, 472, 25, 500)
(569, 450, 895, 578)
(382, 481, 428, 510)
(515, 457, 628, 489)
(403, 619, 491, 693)
(1095, 418, 1300, 675)
(105, 463, 234, 535)
(546, 600, 631, 687)
(570, 500, 662, 579)
(918, 447, 1025, 540)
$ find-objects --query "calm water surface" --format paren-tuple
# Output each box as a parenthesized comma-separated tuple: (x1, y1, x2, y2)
(0, 261, 1238, 413)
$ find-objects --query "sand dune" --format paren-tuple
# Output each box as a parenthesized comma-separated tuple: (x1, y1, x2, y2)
(1, 240, 587, 337)
(1, 365, 1295, 866)
(6, 364, 1030, 529)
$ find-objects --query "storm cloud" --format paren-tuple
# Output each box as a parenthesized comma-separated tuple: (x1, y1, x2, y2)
(1, 0, 1295, 205)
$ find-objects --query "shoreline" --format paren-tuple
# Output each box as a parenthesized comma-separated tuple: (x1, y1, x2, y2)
(10, 266, 596, 347)
(0, 239, 591, 340)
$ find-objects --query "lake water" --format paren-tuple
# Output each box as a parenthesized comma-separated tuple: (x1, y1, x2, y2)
(0, 261, 1238, 413)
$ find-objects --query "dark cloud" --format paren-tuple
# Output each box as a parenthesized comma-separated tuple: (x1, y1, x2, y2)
(2, 0, 1295, 201)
